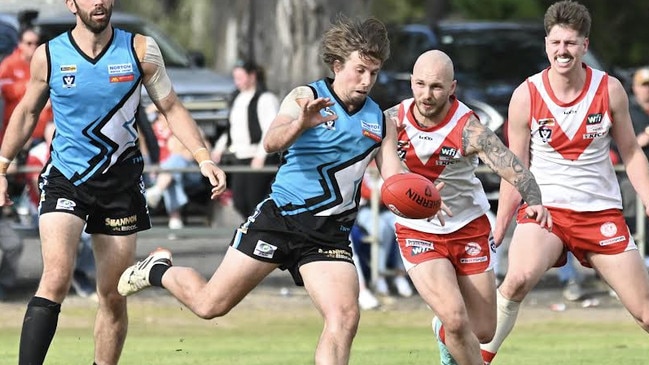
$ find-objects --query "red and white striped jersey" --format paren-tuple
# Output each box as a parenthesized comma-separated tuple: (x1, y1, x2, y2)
(394, 97, 490, 234)
(526, 65, 622, 211)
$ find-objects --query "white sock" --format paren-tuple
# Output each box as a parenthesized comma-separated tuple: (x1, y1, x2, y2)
(481, 289, 521, 355)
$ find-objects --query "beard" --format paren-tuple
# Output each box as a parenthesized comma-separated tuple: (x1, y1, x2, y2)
(415, 99, 444, 119)
(75, 1, 112, 34)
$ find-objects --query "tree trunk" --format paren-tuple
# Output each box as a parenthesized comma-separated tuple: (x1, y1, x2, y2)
(215, 0, 371, 95)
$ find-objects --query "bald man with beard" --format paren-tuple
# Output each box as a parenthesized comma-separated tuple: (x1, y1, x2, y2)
(384, 50, 550, 365)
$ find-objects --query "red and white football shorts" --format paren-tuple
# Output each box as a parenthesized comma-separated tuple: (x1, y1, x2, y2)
(395, 215, 494, 275)
(517, 205, 636, 268)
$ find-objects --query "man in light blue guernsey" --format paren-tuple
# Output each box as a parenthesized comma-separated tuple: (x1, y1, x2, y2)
(0, 1, 226, 364)
(118, 16, 408, 365)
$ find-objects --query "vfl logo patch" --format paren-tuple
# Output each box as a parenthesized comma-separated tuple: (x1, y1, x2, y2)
(465, 242, 482, 256)
(537, 118, 554, 143)
(396, 140, 411, 161)
(253, 240, 277, 259)
(322, 107, 337, 130)
(55, 198, 76, 211)
(62, 75, 76, 88)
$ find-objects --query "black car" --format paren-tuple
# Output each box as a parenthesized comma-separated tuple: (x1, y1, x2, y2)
(0, 9, 235, 144)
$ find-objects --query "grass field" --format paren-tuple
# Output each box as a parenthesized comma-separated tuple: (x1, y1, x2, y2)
(0, 289, 647, 364)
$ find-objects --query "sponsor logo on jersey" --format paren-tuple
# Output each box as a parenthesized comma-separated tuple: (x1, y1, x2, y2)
(460, 256, 488, 264)
(62, 75, 76, 88)
(586, 113, 603, 124)
(362, 129, 382, 142)
(55, 198, 76, 211)
(253, 240, 277, 259)
(60, 64, 77, 73)
(436, 146, 459, 165)
(583, 132, 605, 139)
(110, 74, 135, 83)
(108, 63, 134, 74)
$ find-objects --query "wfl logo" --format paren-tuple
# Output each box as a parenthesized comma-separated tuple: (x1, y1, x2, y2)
(322, 107, 336, 130)
(62, 75, 76, 88)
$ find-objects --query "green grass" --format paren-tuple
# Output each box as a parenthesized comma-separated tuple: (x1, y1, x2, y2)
(0, 295, 647, 364)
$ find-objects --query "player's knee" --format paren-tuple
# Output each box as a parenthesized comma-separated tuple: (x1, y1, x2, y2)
(475, 327, 495, 344)
(323, 305, 360, 338)
(439, 312, 470, 336)
(193, 299, 233, 319)
(500, 271, 535, 300)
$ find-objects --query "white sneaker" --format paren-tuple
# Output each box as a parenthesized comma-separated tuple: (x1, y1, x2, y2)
(562, 279, 585, 302)
(374, 277, 390, 296)
(168, 217, 184, 230)
(145, 186, 162, 208)
(393, 275, 413, 297)
(118, 248, 172, 296)
(358, 288, 380, 310)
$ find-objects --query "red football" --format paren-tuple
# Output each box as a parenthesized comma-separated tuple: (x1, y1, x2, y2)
(380, 173, 441, 219)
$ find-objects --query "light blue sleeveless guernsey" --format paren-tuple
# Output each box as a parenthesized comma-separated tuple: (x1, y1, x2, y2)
(269, 78, 385, 219)
(47, 28, 143, 189)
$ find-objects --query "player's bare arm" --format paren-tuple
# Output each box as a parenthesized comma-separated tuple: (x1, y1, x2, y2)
(383, 105, 402, 130)
(135, 35, 226, 196)
(463, 116, 541, 207)
(375, 111, 406, 179)
(263, 86, 336, 153)
(608, 76, 649, 213)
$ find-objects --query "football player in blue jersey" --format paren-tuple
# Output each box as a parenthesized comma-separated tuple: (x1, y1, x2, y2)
(118, 15, 408, 365)
(0, 1, 225, 364)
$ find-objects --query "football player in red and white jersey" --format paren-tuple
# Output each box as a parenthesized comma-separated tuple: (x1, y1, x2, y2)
(480, 1, 649, 364)
(384, 50, 549, 365)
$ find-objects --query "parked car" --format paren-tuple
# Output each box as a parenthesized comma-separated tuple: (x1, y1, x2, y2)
(371, 21, 610, 195)
(372, 21, 608, 140)
(0, 8, 235, 144)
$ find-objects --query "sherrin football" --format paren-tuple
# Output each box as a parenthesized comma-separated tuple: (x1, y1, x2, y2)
(380, 173, 441, 219)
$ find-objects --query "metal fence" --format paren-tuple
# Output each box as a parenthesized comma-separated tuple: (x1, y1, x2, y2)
(8, 163, 646, 282)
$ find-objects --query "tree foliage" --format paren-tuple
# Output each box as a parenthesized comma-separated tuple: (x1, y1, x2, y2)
(118, 0, 649, 93)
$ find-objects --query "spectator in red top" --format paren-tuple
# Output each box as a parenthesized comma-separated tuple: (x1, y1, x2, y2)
(0, 27, 52, 144)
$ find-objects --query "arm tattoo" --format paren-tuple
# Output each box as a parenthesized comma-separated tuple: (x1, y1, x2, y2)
(463, 117, 542, 206)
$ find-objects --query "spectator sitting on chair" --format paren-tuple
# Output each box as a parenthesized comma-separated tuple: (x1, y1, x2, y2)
(146, 108, 209, 230)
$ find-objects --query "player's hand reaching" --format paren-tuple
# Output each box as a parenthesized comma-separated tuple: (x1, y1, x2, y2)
(427, 182, 452, 226)
(296, 97, 337, 130)
(0, 176, 13, 207)
(524, 204, 552, 231)
(198, 161, 227, 199)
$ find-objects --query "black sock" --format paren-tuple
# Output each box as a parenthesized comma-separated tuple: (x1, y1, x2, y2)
(149, 264, 170, 288)
(19, 296, 61, 365)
